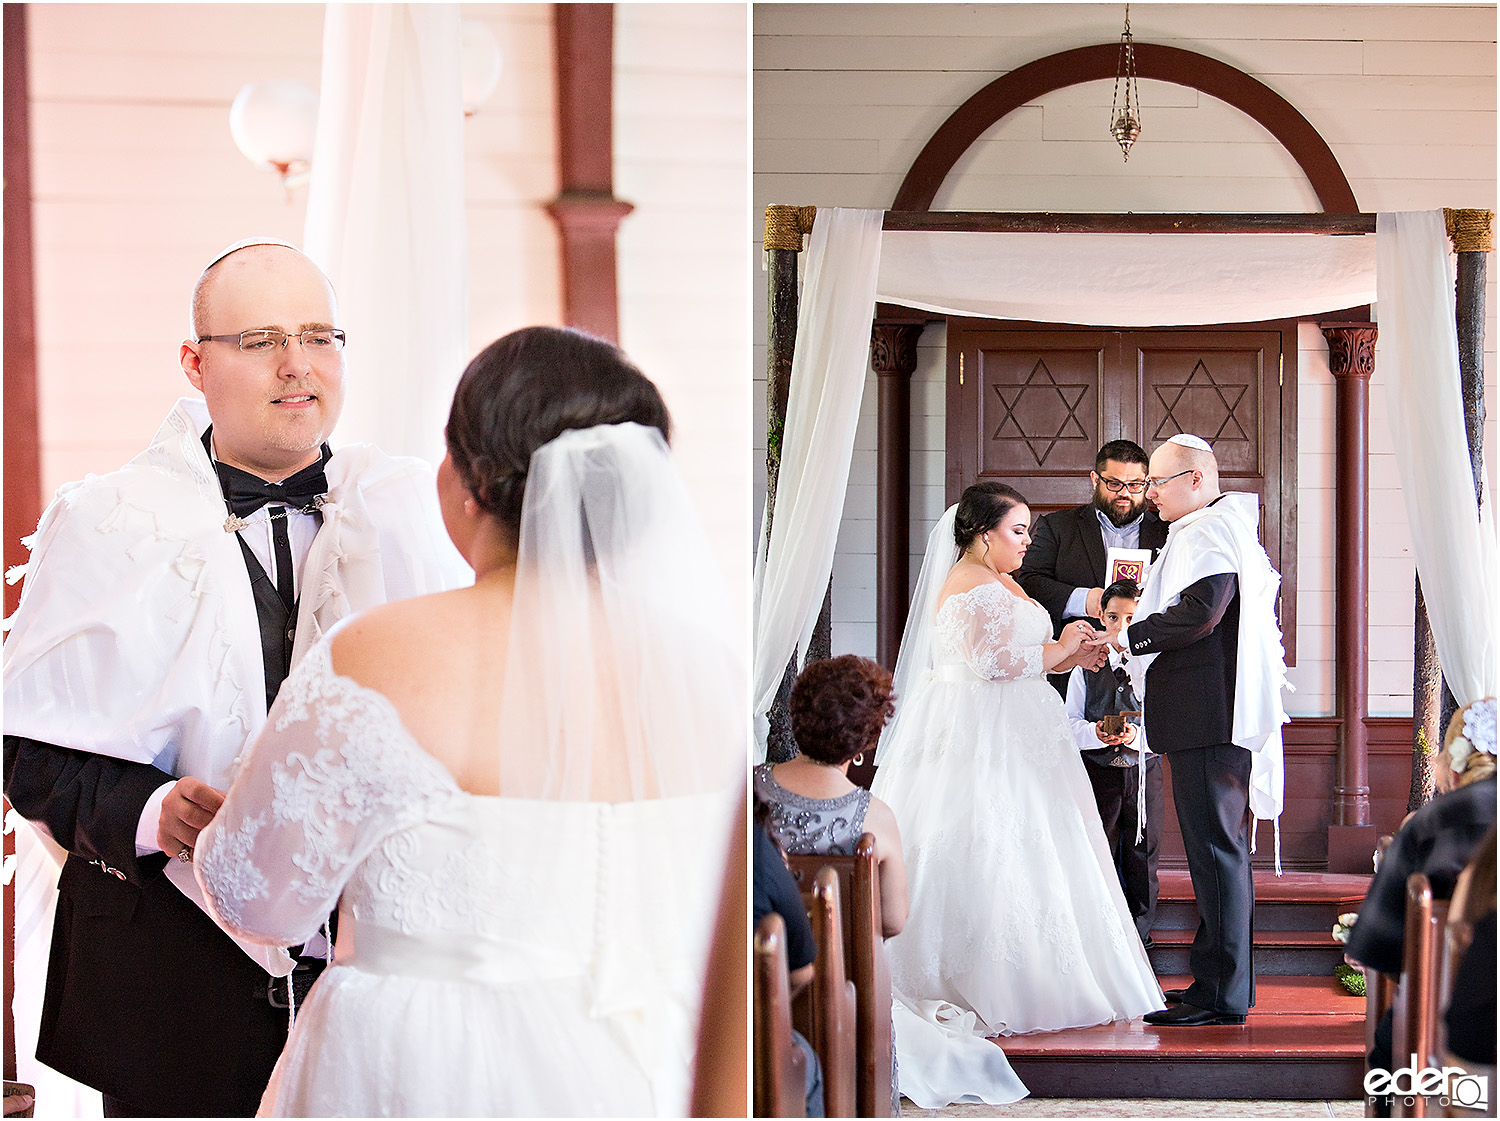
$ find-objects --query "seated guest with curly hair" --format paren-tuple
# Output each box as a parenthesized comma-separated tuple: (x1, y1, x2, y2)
(754, 654, 909, 938)
(755, 654, 910, 1115)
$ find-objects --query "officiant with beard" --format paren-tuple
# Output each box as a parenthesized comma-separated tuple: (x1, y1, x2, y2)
(1018, 439, 1168, 944)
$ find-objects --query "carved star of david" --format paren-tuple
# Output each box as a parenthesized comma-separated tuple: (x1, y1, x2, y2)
(991, 359, 1091, 467)
(1151, 360, 1251, 443)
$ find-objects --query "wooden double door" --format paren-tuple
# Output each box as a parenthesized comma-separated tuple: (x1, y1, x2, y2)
(945, 317, 1299, 659)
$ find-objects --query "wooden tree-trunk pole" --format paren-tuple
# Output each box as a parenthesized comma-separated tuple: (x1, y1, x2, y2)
(763, 205, 817, 763)
(1412, 210, 1494, 807)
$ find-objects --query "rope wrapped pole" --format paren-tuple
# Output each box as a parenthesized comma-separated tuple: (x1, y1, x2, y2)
(763, 205, 817, 762)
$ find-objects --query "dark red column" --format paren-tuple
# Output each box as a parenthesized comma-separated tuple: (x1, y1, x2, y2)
(871, 323, 922, 670)
(546, 4, 632, 342)
(1321, 323, 1376, 871)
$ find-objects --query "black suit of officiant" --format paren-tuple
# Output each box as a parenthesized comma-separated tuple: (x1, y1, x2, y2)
(1126, 547, 1255, 1016)
(2, 446, 330, 1118)
(1017, 502, 1167, 942)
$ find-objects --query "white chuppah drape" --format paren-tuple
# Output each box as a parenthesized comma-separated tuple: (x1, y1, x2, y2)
(753, 209, 884, 758)
(877, 231, 1378, 326)
(304, 3, 468, 466)
(1375, 211, 1500, 705)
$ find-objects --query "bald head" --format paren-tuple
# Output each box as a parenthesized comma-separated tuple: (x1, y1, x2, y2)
(1147, 438, 1221, 522)
(190, 243, 336, 341)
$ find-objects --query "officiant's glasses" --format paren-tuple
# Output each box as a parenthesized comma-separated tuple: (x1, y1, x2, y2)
(197, 328, 347, 354)
(1098, 476, 1148, 495)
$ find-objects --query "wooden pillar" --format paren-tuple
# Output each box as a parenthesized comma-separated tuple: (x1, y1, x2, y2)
(546, 4, 632, 342)
(871, 324, 921, 670)
(1321, 322, 1376, 869)
(3, 6, 39, 1091)
(763, 205, 816, 763)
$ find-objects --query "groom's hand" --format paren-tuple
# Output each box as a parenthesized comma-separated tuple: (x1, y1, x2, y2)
(158, 776, 226, 861)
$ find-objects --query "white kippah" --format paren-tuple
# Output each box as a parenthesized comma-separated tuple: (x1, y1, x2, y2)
(201, 237, 301, 273)
(1165, 433, 1212, 452)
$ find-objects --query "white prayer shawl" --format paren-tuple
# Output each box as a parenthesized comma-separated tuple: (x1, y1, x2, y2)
(3, 397, 471, 971)
(1127, 493, 1290, 871)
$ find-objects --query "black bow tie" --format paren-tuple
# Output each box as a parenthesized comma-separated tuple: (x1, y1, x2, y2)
(204, 427, 331, 519)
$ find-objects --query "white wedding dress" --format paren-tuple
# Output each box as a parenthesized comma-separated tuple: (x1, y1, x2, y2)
(871, 579, 1164, 1107)
(196, 640, 723, 1117)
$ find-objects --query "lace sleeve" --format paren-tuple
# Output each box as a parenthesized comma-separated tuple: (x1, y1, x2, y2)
(195, 639, 459, 947)
(950, 584, 1045, 682)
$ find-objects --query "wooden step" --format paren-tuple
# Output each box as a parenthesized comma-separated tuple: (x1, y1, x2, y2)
(1153, 869, 1371, 932)
(1147, 928, 1348, 977)
(997, 975, 1366, 1099)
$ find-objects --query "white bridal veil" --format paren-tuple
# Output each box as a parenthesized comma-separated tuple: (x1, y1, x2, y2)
(498, 421, 745, 803)
(876, 504, 959, 765)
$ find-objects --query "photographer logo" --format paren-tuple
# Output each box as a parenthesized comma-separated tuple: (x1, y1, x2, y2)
(1365, 1055, 1488, 1110)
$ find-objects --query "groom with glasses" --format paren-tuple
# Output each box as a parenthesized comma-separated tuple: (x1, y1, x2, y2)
(1018, 438, 1168, 946)
(3, 239, 470, 1116)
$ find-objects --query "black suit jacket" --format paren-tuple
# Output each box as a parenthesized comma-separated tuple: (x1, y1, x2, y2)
(4, 735, 289, 1116)
(1017, 503, 1168, 637)
(1124, 571, 1241, 754)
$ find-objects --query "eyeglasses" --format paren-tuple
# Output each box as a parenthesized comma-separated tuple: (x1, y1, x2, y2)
(1145, 469, 1194, 490)
(1097, 476, 1148, 495)
(197, 329, 346, 354)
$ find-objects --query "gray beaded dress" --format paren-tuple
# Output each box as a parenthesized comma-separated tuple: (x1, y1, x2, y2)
(754, 763, 870, 855)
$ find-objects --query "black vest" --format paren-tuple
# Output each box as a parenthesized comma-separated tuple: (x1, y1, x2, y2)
(202, 428, 321, 711)
(1080, 660, 1142, 768)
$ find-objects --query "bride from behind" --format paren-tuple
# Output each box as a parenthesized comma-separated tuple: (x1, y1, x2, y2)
(872, 481, 1163, 1109)
(195, 327, 743, 1117)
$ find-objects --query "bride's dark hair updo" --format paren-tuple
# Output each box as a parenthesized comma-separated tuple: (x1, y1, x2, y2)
(953, 481, 1029, 551)
(445, 326, 672, 528)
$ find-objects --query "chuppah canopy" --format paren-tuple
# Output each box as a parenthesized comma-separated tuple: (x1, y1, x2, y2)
(753, 208, 1498, 781)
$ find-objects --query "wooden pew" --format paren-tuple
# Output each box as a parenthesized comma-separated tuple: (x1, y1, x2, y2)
(1390, 874, 1449, 1118)
(787, 834, 894, 1118)
(1365, 835, 1400, 1119)
(754, 913, 807, 1118)
(799, 867, 858, 1117)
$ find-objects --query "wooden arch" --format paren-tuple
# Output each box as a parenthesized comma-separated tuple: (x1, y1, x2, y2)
(892, 42, 1358, 213)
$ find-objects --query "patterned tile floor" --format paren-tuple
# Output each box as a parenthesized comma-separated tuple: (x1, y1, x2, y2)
(902, 1097, 1365, 1118)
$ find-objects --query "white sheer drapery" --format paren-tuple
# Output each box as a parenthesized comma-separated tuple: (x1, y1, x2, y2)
(752, 209, 884, 757)
(876, 230, 1378, 326)
(1375, 211, 1500, 705)
(304, 3, 468, 466)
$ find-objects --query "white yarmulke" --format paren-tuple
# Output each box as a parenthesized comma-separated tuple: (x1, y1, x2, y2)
(1165, 433, 1212, 452)
(202, 237, 301, 273)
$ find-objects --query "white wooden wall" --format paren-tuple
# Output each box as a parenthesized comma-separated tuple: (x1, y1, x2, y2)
(753, 3, 1497, 717)
(24, 2, 749, 621)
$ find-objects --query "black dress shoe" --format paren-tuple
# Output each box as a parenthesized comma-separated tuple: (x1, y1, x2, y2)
(1162, 987, 1188, 1004)
(1144, 1002, 1246, 1026)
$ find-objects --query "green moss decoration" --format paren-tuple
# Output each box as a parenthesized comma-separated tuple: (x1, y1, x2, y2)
(1334, 963, 1366, 998)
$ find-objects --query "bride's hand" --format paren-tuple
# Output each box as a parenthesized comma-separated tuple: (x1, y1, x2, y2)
(1060, 619, 1094, 653)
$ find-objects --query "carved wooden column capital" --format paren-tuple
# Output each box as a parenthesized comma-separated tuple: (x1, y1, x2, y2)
(871, 323, 923, 379)
(1320, 323, 1377, 381)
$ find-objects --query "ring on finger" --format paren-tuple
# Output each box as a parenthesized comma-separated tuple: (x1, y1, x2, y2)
(176, 846, 193, 863)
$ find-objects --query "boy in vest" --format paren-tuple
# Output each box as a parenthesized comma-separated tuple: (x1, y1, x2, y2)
(1065, 578, 1163, 947)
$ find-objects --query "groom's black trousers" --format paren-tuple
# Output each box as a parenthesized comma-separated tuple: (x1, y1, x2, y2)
(1168, 742, 1256, 1016)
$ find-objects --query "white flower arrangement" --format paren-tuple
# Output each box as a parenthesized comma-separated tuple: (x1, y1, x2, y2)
(1448, 697, 1496, 775)
(1331, 912, 1359, 944)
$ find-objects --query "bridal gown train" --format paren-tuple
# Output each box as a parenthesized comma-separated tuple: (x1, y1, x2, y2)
(196, 640, 723, 1117)
(870, 581, 1163, 1107)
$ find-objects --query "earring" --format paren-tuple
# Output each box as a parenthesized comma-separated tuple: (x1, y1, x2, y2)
(851, 752, 865, 767)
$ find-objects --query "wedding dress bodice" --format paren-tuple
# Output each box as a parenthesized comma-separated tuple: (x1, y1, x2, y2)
(930, 581, 1049, 681)
(196, 639, 723, 1116)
